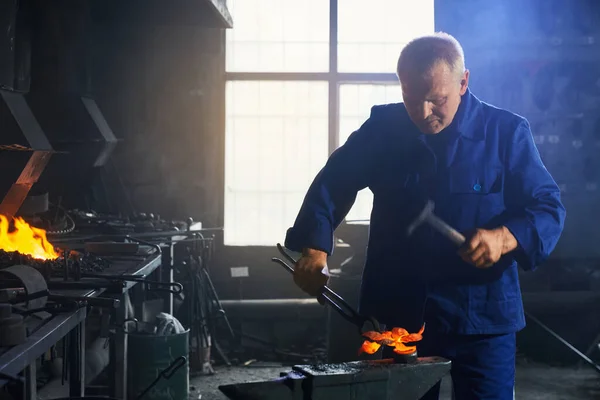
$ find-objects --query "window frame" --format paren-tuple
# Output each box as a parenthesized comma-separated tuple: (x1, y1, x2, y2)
(225, 0, 400, 154)
(224, 0, 417, 245)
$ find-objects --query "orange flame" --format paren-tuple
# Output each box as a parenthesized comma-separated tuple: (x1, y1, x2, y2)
(359, 325, 425, 356)
(0, 215, 58, 260)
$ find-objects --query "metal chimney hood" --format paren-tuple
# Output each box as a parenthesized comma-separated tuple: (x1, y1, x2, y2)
(25, 92, 119, 198)
(0, 90, 54, 218)
(92, 0, 233, 28)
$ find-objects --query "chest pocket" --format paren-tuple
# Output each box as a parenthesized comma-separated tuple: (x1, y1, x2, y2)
(446, 164, 505, 230)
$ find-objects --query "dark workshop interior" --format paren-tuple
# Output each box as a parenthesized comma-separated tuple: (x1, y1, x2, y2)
(0, 0, 600, 399)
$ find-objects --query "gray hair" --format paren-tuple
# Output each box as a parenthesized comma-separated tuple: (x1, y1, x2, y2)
(396, 32, 466, 81)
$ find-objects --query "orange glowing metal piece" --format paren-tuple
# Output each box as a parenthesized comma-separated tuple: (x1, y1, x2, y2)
(359, 324, 425, 356)
(0, 215, 58, 260)
(358, 340, 381, 355)
(392, 327, 409, 339)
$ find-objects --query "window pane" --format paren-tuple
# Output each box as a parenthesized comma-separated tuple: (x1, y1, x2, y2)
(338, 0, 435, 73)
(338, 84, 403, 221)
(226, 0, 329, 72)
(225, 81, 329, 245)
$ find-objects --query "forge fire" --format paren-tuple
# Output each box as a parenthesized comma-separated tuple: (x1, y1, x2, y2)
(359, 325, 425, 356)
(0, 214, 58, 260)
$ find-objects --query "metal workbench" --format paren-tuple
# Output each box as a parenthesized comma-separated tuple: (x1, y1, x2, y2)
(52, 238, 164, 399)
(0, 307, 87, 399)
(0, 242, 163, 400)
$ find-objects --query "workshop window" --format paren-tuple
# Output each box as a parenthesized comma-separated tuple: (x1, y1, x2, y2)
(225, 0, 435, 245)
(337, 0, 435, 73)
(225, 0, 329, 73)
(224, 81, 329, 246)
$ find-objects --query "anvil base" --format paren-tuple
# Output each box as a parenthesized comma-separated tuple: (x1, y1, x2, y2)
(219, 356, 451, 400)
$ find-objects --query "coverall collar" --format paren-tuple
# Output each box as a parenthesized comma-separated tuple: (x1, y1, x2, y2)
(451, 88, 485, 141)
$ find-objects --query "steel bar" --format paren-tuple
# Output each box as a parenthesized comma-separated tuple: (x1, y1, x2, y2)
(25, 363, 35, 400)
(68, 320, 85, 397)
(525, 310, 600, 373)
(110, 292, 127, 399)
(47, 280, 125, 291)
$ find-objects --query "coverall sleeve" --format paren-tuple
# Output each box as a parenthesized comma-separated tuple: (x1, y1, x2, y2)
(284, 109, 383, 255)
(502, 119, 566, 270)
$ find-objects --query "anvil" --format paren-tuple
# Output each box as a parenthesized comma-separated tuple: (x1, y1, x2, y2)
(219, 356, 451, 400)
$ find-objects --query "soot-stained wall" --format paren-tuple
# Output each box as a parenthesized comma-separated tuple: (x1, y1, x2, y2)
(91, 23, 226, 227)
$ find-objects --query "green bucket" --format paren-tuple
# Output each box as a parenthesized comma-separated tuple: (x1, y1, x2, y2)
(127, 330, 189, 400)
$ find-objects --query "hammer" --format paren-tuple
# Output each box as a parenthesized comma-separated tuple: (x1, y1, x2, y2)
(406, 200, 466, 246)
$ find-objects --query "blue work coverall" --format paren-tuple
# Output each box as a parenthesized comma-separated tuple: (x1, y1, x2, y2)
(285, 89, 566, 399)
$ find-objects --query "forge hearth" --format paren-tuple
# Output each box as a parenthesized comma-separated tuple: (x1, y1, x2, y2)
(0, 249, 109, 279)
(219, 356, 451, 400)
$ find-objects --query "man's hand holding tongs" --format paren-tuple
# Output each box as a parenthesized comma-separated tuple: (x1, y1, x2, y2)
(273, 244, 381, 333)
(293, 248, 330, 297)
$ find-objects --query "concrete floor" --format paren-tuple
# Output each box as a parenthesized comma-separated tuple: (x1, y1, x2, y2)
(189, 360, 600, 400)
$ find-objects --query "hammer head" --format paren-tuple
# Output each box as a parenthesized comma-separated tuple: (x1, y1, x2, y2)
(406, 200, 435, 236)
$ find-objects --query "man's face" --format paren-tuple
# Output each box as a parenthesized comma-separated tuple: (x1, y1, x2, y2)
(400, 62, 469, 134)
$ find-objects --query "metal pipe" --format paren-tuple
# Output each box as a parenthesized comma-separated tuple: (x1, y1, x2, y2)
(220, 299, 324, 320)
(220, 299, 319, 307)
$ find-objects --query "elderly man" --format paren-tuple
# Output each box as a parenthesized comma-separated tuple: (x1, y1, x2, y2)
(284, 32, 565, 399)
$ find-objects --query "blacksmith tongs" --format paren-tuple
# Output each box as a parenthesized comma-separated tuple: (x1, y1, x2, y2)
(272, 243, 382, 334)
